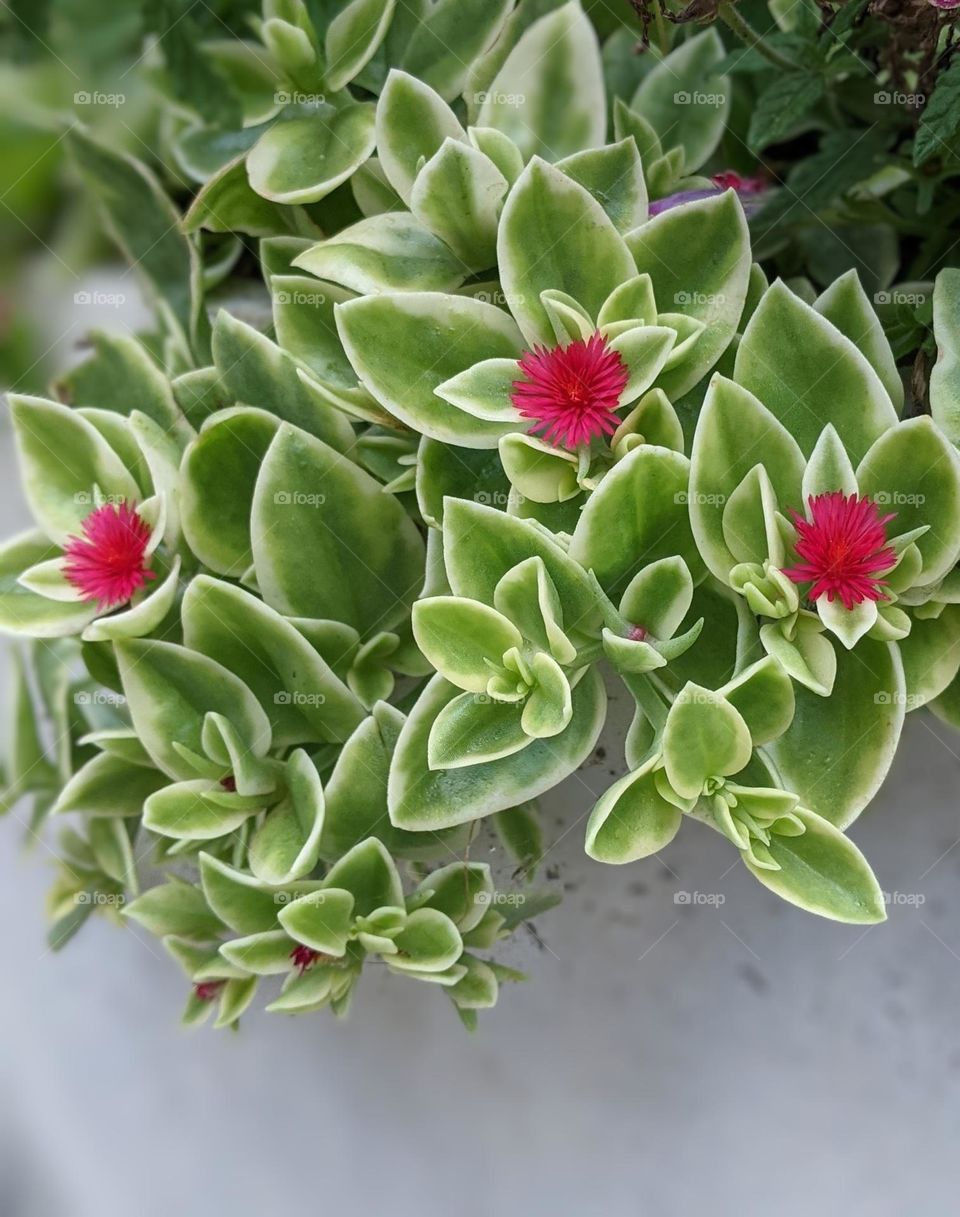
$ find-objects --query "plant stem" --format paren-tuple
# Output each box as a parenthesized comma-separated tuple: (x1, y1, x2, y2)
(717, 2, 799, 72)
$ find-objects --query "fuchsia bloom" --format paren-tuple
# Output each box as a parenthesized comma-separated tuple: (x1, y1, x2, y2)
(784, 492, 897, 611)
(510, 333, 629, 448)
(194, 981, 224, 1003)
(290, 944, 323, 974)
(62, 501, 155, 610)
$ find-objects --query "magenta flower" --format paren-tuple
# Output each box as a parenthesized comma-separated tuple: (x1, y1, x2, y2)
(783, 492, 897, 611)
(510, 333, 629, 449)
(62, 500, 155, 610)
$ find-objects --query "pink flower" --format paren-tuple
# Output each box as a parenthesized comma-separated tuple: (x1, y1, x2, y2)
(510, 333, 629, 449)
(62, 501, 155, 610)
(783, 492, 897, 611)
(290, 944, 323, 974)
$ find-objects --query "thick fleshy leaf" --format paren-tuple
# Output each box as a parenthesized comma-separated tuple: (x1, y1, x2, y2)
(443, 498, 601, 634)
(271, 275, 357, 387)
(735, 280, 899, 463)
(497, 434, 578, 503)
(124, 878, 223, 941)
(247, 104, 376, 205)
(182, 576, 364, 745)
(198, 853, 318, 936)
(115, 640, 272, 781)
(476, 1, 605, 162)
(498, 157, 636, 346)
(931, 268, 960, 445)
(9, 396, 141, 545)
(400, 0, 512, 101)
(569, 445, 701, 599)
(278, 888, 355, 956)
(689, 376, 805, 582)
(181, 407, 282, 577)
(557, 138, 647, 232)
(662, 684, 753, 799)
(414, 862, 493, 932)
(585, 755, 682, 863)
(770, 638, 904, 828)
(760, 616, 837, 698)
(336, 291, 523, 446)
(293, 212, 467, 294)
(388, 670, 606, 830)
(413, 597, 522, 693)
(183, 154, 296, 238)
(325, 0, 395, 92)
(493, 556, 576, 663)
(802, 424, 858, 501)
(856, 417, 960, 585)
(631, 30, 730, 173)
(626, 190, 750, 398)
(386, 908, 463, 973)
(375, 70, 466, 205)
(248, 751, 325, 884)
(744, 808, 886, 924)
(415, 439, 512, 527)
(410, 139, 507, 270)
(428, 692, 533, 768)
(717, 656, 795, 745)
(898, 606, 960, 708)
(814, 270, 903, 413)
(211, 311, 355, 452)
(0, 532, 96, 637)
(251, 422, 425, 635)
(53, 752, 167, 817)
(322, 837, 404, 916)
(143, 779, 256, 841)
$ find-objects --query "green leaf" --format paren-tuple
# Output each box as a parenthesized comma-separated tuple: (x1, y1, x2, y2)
(115, 639, 272, 782)
(663, 684, 753, 799)
(897, 606, 960, 709)
(428, 691, 533, 768)
(387, 908, 462, 973)
(9, 395, 142, 545)
(335, 292, 523, 445)
(914, 59, 960, 166)
(814, 271, 903, 414)
(744, 809, 886, 924)
(569, 445, 701, 600)
(718, 656, 795, 745)
(211, 311, 356, 452)
(388, 670, 606, 830)
(143, 779, 256, 841)
(410, 139, 507, 270)
(626, 190, 751, 398)
(271, 275, 357, 388)
(585, 755, 682, 863)
(748, 72, 824, 150)
(182, 575, 364, 745)
(770, 638, 904, 828)
(325, 0, 395, 92)
(556, 138, 647, 233)
(199, 853, 321, 936)
(415, 439, 511, 527)
(375, 69, 466, 205)
(857, 418, 960, 585)
(180, 407, 282, 577)
(125, 878, 223, 941)
(323, 837, 403, 916)
(498, 157, 636, 346)
(413, 597, 522, 693)
(250, 422, 425, 635)
(476, 1, 605, 162)
(53, 752, 167, 818)
(931, 268, 960, 445)
(400, 0, 512, 101)
(632, 29, 730, 173)
(293, 212, 467, 294)
(66, 127, 196, 347)
(278, 888, 355, 956)
(183, 154, 296, 238)
(735, 280, 898, 463)
(0, 532, 95, 637)
(443, 498, 601, 634)
(247, 104, 377, 204)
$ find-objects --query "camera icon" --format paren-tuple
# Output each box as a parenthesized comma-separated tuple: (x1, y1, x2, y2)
(74, 91, 91, 105)
(273, 491, 291, 505)
(873, 91, 890, 105)
(673, 91, 690, 104)
(274, 691, 292, 705)
(674, 891, 691, 905)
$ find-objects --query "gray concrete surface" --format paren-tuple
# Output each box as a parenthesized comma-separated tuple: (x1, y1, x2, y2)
(1, 280, 959, 1217)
